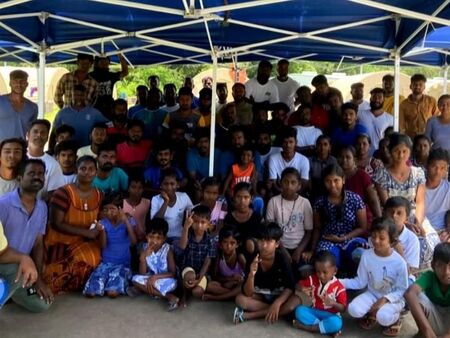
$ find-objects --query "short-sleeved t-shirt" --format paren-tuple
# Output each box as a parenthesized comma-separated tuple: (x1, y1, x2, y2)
(101, 218, 134, 267)
(224, 211, 262, 242)
(270, 77, 299, 112)
(426, 179, 450, 231)
(245, 78, 279, 104)
(92, 167, 129, 194)
(133, 108, 168, 139)
(245, 250, 295, 296)
(425, 116, 450, 153)
(183, 232, 217, 273)
(89, 71, 121, 117)
(0, 222, 8, 252)
(415, 270, 450, 307)
(268, 151, 310, 181)
(299, 275, 347, 313)
(0, 94, 37, 141)
(331, 124, 369, 149)
(293, 125, 322, 147)
(116, 140, 152, 169)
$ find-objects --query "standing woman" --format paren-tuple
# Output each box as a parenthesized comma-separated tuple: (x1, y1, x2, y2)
(373, 133, 439, 269)
(425, 94, 450, 153)
(355, 134, 384, 179)
(44, 155, 103, 294)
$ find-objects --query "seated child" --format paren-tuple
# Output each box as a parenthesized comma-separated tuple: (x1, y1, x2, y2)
(179, 205, 217, 306)
(294, 250, 347, 337)
(405, 242, 450, 338)
(341, 218, 408, 337)
(233, 222, 301, 324)
(203, 226, 245, 301)
(150, 168, 193, 243)
(83, 195, 137, 298)
(197, 177, 227, 236)
(130, 218, 178, 311)
(439, 210, 450, 243)
(383, 196, 420, 280)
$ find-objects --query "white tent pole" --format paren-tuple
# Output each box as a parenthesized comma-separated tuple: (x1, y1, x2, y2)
(0, 0, 31, 10)
(37, 51, 46, 119)
(393, 50, 401, 132)
(443, 65, 449, 95)
(209, 53, 218, 176)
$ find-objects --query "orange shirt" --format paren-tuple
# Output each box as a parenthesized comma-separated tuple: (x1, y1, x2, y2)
(399, 94, 437, 138)
(231, 163, 255, 190)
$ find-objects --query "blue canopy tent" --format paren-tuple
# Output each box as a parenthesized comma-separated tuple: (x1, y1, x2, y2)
(0, 0, 449, 173)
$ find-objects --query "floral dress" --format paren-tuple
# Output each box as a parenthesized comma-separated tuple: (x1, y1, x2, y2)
(132, 243, 177, 296)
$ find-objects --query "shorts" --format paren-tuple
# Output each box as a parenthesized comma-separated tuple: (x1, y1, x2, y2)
(181, 267, 208, 290)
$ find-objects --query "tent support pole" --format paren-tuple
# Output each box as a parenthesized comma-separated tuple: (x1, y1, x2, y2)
(443, 65, 449, 95)
(37, 50, 46, 119)
(209, 53, 218, 176)
(394, 50, 401, 132)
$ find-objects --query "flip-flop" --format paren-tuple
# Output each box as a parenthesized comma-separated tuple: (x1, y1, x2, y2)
(167, 299, 179, 312)
(359, 315, 377, 330)
(382, 319, 403, 337)
(233, 307, 245, 324)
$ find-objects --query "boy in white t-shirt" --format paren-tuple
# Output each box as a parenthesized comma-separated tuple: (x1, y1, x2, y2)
(292, 105, 322, 155)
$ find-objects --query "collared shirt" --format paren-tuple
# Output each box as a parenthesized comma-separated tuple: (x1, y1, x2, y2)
(0, 188, 47, 254)
(399, 94, 437, 138)
(54, 71, 98, 108)
(183, 232, 216, 273)
(383, 95, 405, 115)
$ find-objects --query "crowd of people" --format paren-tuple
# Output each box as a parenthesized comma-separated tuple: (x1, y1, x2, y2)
(0, 53, 449, 338)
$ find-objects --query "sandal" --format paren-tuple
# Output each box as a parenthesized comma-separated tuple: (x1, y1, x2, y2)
(233, 307, 245, 324)
(167, 299, 179, 312)
(382, 319, 403, 337)
(359, 315, 377, 330)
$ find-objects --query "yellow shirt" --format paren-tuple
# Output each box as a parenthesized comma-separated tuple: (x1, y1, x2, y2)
(399, 94, 437, 138)
(0, 222, 8, 252)
(383, 95, 405, 115)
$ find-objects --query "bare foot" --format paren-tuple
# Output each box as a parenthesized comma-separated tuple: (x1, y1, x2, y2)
(292, 319, 317, 333)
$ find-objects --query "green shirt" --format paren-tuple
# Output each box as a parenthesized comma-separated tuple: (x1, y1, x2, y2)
(416, 270, 450, 307)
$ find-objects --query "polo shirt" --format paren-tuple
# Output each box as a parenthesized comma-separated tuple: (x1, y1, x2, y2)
(415, 270, 450, 307)
(0, 189, 47, 255)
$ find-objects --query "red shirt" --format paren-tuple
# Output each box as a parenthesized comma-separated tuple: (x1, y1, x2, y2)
(116, 140, 152, 168)
(345, 168, 373, 227)
(310, 104, 329, 131)
(299, 274, 347, 313)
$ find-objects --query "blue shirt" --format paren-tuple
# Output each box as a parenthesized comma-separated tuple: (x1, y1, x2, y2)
(54, 106, 107, 147)
(0, 95, 37, 141)
(331, 123, 369, 149)
(93, 167, 129, 194)
(128, 104, 145, 118)
(144, 166, 184, 189)
(183, 232, 217, 273)
(0, 189, 47, 254)
(101, 218, 133, 267)
(133, 108, 168, 139)
(187, 148, 220, 180)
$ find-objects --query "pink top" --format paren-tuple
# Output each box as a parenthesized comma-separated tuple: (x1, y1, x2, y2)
(123, 198, 150, 240)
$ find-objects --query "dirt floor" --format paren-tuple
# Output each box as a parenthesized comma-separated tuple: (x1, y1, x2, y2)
(0, 293, 420, 338)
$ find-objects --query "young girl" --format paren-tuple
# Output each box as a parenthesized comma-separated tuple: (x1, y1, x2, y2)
(83, 195, 137, 298)
(355, 134, 384, 179)
(304, 164, 367, 270)
(150, 168, 193, 242)
(131, 218, 178, 311)
(412, 134, 431, 173)
(266, 167, 313, 264)
(223, 145, 257, 200)
(293, 250, 347, 337)
(203, 226, 245, 301)
(123, 176, 150, 243)
(198, 177, 227, 235)
(341, 218, 408, 337)
(338, 146, 382, 228)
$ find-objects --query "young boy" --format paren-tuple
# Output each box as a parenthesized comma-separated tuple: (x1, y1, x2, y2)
(405, 242, 450, 338)
(179, 205, 217, 305)
(233, 222, 301, 324)
(383, 196, 420, 279)
(55, 140, 78, 184)
(292, 105, 322, 156)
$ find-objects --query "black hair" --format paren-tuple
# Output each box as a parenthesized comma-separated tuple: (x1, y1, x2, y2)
(255, 222, 283, 241)
(444, 210, 450, 224)
(101, 192, 123, 209)
(54, 140, 78, 156)
(280, 167, 301, 181)
(232, 82, 245, 90)
(384, 196, 411, 217)
(388, 133, 413, 152)
(280, 126, 297, 141)
(168, 120, 188, 132)
(90, 122, 108, 133)
(160, 167, 179, 182)
(413, 134, 431, 151)
(77, 53, 94, 62)
(153, 139, 173, 153)
(178, 86, 193, 97)
(351, 82, 364, 90)
(277, 59, 289, 66)
(258, 60, 272, 69)
(432, 242, 450, 264)
(219, 225, 240, 243)
(191, 204, 211, 220)
(233, 181, 253, 196)
(411, 74, 427, 83)
(321, 163, 345, 181)
(164, 83, 176, 91)
(17, 158, 46, 177)
(252, 102, 269, 115)
(316, 134, 331, 146)
(311, 74, 328, 87)
(382, 74, 394, 82)
(341, 102, 358, 114)
(201, 176, 220, 190)
(315, 250, 337, 267)
(371, 217, 398, 244)
(127, 119, 145, 131)
(238, 143, 254, 158)
(128, 174, 145, 187)
(29, 119, 51, 132)
(199, 87, 212, 99)
(0, 137, 27, 160)
(97, 142, 116, 156)
(438, 94, 450, 106)
(370, 87, 385, 96)
(271, 102, 290, 113)
(76, 155, 97, 168)
(113, 98, 127, 109)
(146, 217, 169, 236)
(56, 124, 76, 137)
(338, 145, 356, 157)
(194, 127, 210, 141)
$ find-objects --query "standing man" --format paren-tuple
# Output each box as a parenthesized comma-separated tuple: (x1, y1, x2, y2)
(349, 82, 370, 114)
(53, 84, 107, 147)
(0, 159, 53, 312)
(231, 83, 253, 126)
(245, 60, 279, 104)
(54, 53, 98, 109)
(26, 120, 65, 199)
(0, 138, 27, 196)
(129, 85, 148, 118)
(270, 59, 299, 112)
(161, 84, 179, 114)
(0, 70, 37, 141)
(358, 88, 393, 155)
(382, 74, 405, 115)
(400, 74, 437, 138)
(90, 54, 128, 119)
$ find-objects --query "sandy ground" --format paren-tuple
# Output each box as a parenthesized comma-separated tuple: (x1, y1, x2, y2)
(0, 293, 420, 338)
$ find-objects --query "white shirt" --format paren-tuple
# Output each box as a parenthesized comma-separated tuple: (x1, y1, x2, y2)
(426, 179, 450, 231)
(270, 77, 299, 112)
(161, 103, 179, 114)
(0, 176, 18, 197)
(268, 151, 310, 180)
(77, 145, 97, 158)
(293, 125, 322, 147)
(63, 173, 77, 185)
(150, 192, 193, 238)
(358, 109, 393, 154)
(398, 226, 420, 270)
(27, 152, 65, 195)
(245, 78, 279, 104)
(266, 194, 313, 249)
